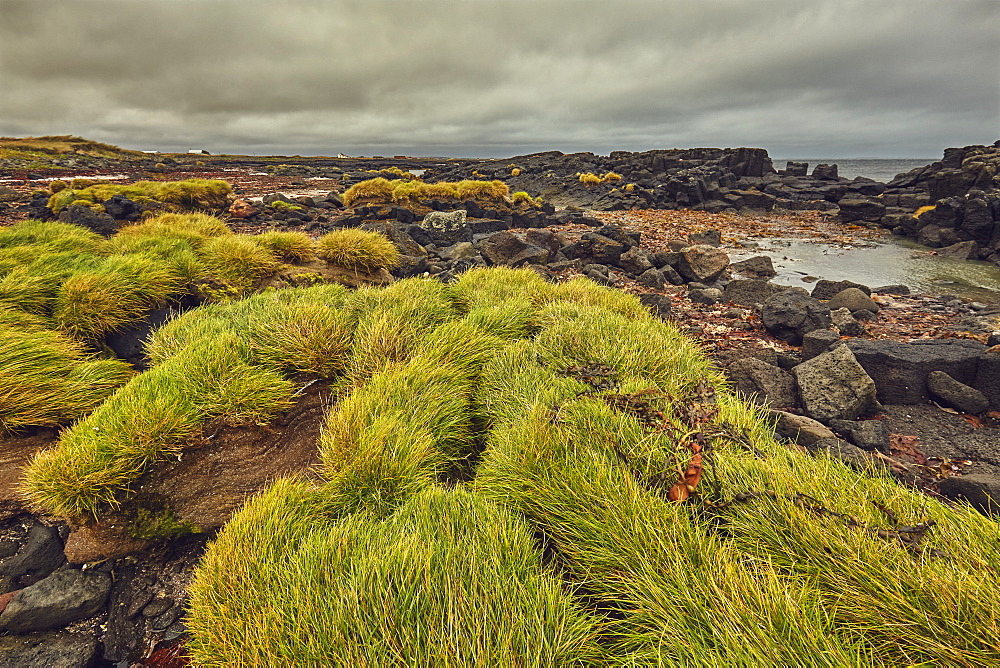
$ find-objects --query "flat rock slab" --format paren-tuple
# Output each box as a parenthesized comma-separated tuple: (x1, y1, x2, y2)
(846, 339, 986, 404)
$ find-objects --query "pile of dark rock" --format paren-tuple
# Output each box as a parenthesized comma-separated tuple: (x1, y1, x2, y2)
(0, 512, 200, 665)
(423, 147, 896, 216)
(877, 142, 1000, 265)
(722, 274, 1000, 513)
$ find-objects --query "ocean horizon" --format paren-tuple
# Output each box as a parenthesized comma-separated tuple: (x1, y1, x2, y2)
(769, 157, 938, 182)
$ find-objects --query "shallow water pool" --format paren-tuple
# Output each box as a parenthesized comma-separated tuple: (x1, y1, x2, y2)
(727, 236, 1000, 303)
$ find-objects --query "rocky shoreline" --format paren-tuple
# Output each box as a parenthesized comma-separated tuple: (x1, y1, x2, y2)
(1, 142, 999, 665)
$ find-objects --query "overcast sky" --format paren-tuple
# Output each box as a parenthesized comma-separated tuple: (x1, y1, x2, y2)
(1, 0, 997, 159)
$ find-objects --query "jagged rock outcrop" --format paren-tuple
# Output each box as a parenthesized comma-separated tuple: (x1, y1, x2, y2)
(877, 142, 1000, 266)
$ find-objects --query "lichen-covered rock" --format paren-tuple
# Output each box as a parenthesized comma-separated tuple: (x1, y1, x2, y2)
(421, 209, 467, 232)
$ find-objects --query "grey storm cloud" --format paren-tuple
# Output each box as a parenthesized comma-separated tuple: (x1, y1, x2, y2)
(1, 0, 997, 157)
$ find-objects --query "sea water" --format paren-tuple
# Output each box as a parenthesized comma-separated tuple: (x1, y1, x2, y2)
(769, 158, 938, 183)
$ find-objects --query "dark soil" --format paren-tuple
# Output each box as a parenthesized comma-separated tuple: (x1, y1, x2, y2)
(0, 428, 57, 521)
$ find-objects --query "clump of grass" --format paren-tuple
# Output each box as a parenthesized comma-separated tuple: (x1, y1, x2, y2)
(510, 167, 522, 176)
(316, 229, 400, 271)
(268, 200, 303, 211)
(199, 236, 281, 293)
(255, 230, 317, 263)
(115, 212, 232, 248)
(52, 254, 185, 339)
(22, 335, 293, 517)
(510, 190, 542, 207)
(187, 483, 601, 666)
(0, 320, 133, 432)
(915, 204, 936, 218)
(0, 219, 106, 255)
(47, 179, 232, 213)
(246, 301, 353, 377)
(365, 166, 417, 180)
(342, 278, 456, 384)
(578, 171, 622, 185)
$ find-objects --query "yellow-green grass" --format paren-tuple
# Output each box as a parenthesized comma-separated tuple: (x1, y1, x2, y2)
(181, 269, 999, 665)
(186, 482, 601, 666)
(144, 284, 350, 367)
(22, 335, 293, 517)
(47, 179, 232, 213)
(52, 254, 185, 339)
(578, 171, 623, 185)
(341, 277, 456, 384)
(316, 228, 400, 271)
(0, 219, 106, 255)
(113, 212, 232, 248)
(0, 319, 133, 432)
(510, 190, 543, 207)
(341, 177, 511, 207)
(472, 306, 1000, 665)
(198, 235, 281, 293)
(256, 230, 317, 263)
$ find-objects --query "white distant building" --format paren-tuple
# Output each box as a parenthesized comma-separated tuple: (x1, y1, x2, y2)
(188, 149, 211, 155)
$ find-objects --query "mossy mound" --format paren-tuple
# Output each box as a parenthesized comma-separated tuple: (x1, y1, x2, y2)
(47, 178, 233, 214)
(166, 268, 999, 666)
(0, 135, 145, 168)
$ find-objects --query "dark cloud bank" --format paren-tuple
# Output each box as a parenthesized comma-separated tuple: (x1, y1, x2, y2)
(1, 0, 997, 158)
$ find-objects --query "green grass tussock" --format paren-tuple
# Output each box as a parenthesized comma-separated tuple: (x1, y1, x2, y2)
(114, 212, 232, 248)
(0, 319, 133, 432)
(0, 218, 105, 255)
(52, 254, 184, 339)
(316, 228, 400, 271)
(187, 483, 600, 667)
(23, 335, 293, 517)
(256, 230, 318, 263)
(24, 283, 357, 517)
(198, 235, 281, 293)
